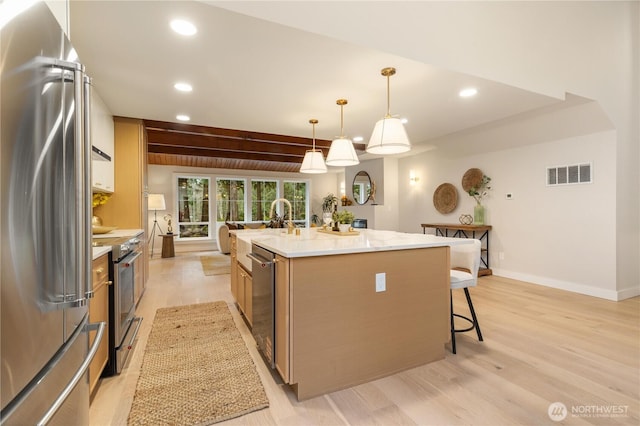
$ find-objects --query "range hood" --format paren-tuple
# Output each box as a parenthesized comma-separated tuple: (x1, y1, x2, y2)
(92, 145, 111, 161)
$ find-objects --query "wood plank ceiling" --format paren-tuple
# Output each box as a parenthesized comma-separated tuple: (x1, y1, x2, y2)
(144, 120, 366, 173)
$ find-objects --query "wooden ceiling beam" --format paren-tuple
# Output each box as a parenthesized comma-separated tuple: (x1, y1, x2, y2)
(149, 144, 304, 164)
(143, 119, 366, 151)
(146, 129, 319, 157)
(141, 118, 367, 171)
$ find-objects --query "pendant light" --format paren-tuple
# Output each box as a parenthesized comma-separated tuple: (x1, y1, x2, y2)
(326, 99, 359, 167)
(367, 67, 411, 155)
(299, 119, 327, 174)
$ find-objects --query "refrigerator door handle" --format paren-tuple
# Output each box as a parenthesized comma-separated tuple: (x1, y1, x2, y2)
(82, 74, 93, 300)
(37, 321, 106, 426)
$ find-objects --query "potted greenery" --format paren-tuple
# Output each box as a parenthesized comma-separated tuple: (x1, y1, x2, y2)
(321, 193, 338, 228)
(322, 193, 337, 213)
(333, 210, 355, 232)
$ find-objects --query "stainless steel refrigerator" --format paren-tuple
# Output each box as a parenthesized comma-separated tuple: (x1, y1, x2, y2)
(1, 2, 105, 424)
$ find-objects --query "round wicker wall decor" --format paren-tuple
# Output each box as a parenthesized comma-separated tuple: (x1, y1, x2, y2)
(433, 183, 458, 214)
(462, 168, 484, 192)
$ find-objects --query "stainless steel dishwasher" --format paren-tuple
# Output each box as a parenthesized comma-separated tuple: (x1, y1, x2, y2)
(248, 243, 276, 368)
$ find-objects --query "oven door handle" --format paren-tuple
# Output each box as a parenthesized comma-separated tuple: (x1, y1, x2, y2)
(121, 251, 142, 267)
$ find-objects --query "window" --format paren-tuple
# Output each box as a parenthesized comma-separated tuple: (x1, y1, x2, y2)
(177, 176, 210, 239)
(284, 181, 308, 225)
(216, 178, 245, 222)
(251, 179, 278, 222)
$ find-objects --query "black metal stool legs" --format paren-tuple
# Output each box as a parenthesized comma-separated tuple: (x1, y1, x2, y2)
(450, 288, 483, 354)
(463, 287, 483, 341)
(450, 290, 457, 354)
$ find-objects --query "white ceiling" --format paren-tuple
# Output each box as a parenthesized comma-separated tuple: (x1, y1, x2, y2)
(69, 1, 565, 161)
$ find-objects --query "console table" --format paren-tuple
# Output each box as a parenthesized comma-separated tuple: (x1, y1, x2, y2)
(421, 223, 492, 276)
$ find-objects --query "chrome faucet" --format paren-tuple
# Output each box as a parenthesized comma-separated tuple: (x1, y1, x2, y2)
(269, 198, 294, 234)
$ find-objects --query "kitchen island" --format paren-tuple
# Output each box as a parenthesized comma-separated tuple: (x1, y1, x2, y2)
(231, 228, 470, 400)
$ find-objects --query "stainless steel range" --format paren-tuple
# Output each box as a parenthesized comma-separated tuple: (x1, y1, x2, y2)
(92, 234, 143, 375)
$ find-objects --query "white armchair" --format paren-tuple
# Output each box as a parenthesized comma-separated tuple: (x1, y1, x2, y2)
(217, 224, 230, 254)
(449, 239, 483, 354)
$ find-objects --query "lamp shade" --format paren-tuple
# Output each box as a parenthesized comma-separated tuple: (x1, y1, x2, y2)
(366, 117, 411, 155)
(300, 149, 327, 173)
(326, 138, 359, 167)
(148, 193, 166, 210)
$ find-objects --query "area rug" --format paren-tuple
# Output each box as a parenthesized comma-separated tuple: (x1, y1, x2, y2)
(127, 301, 269, 425)
(199, 254, 231, 276)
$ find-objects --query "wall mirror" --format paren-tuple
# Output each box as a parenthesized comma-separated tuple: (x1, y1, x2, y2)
(352, 171, 372, 205)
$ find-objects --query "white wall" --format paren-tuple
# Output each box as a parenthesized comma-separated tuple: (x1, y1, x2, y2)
(147, 164, 339, 252)
(399, 100, 623, 300)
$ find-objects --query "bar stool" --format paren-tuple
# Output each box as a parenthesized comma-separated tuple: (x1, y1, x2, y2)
(450, 239, 483, 354)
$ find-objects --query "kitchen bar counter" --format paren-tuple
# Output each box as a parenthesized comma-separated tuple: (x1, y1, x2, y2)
(231, 227, 464, 400)
(234, 227, 471, 258)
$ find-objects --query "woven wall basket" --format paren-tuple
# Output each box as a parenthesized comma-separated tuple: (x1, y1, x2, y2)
(462, 168, 484, 192)
(433, 183, 458, 214)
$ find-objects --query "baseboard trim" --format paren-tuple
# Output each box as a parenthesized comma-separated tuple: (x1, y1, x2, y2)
(491, 268, 639, 301)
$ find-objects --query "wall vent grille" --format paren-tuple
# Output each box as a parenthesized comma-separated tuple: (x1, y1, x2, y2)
(547, 163, 592, 186)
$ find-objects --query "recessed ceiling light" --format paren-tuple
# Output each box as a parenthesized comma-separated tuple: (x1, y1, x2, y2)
(174, 82, 192, 92)
(459, 88, 478, 98)
(176, 114, 190, 121)
(170, 19, 197, 36)
(353, 136, 364, 142)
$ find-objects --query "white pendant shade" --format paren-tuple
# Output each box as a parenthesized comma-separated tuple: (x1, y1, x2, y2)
(366, 117, 411, 155)
(326, 137, 359, 167)
(300, 149, 327, 173)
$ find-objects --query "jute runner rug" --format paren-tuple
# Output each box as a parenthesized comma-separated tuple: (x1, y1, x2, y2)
(127, 301, 269, 425)
(200, 254, 231, 276)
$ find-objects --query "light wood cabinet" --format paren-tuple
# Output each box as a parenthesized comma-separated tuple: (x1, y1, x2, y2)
(230, 234, 253, 326)
(89, 254, 110, 397)
(274, 254, 290, 383)
(274, 247, 449, 400)
(239, 266, 253, 325)
(93, 117, 148, 286)
(230, 236, 239, 301)
(235, 264, 253, 326)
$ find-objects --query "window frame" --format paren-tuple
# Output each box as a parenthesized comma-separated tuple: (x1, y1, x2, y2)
(175, 175, 211, 241)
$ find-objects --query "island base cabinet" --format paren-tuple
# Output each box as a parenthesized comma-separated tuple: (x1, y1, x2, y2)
(232, 258, 253, 326)
(281, 247, 450, 401)
(274, 254, 290, 383)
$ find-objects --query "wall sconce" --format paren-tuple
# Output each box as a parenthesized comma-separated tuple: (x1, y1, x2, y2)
(409, 172, 420, 185)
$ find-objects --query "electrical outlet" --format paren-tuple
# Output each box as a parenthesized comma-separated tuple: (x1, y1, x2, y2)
(499, 252, 505, 260)
(506, 193, 514, 200)
(375, 273, 386, 292)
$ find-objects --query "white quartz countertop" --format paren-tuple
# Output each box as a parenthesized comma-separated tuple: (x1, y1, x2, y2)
(92, 246, 111, 260)
(233, 228, 472, 258)
(92, 229, 144, 239)
(92, 228, 143, 260)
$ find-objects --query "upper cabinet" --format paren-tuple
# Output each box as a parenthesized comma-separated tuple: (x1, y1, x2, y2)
(91, 89, 114, 192)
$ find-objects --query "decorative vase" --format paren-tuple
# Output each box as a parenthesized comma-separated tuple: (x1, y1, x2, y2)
(338, 223, 351, 233)
(473, 204, 485, 225)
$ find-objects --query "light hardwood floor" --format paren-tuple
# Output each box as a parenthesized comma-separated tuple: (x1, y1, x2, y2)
(89, 251, 640, 426)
